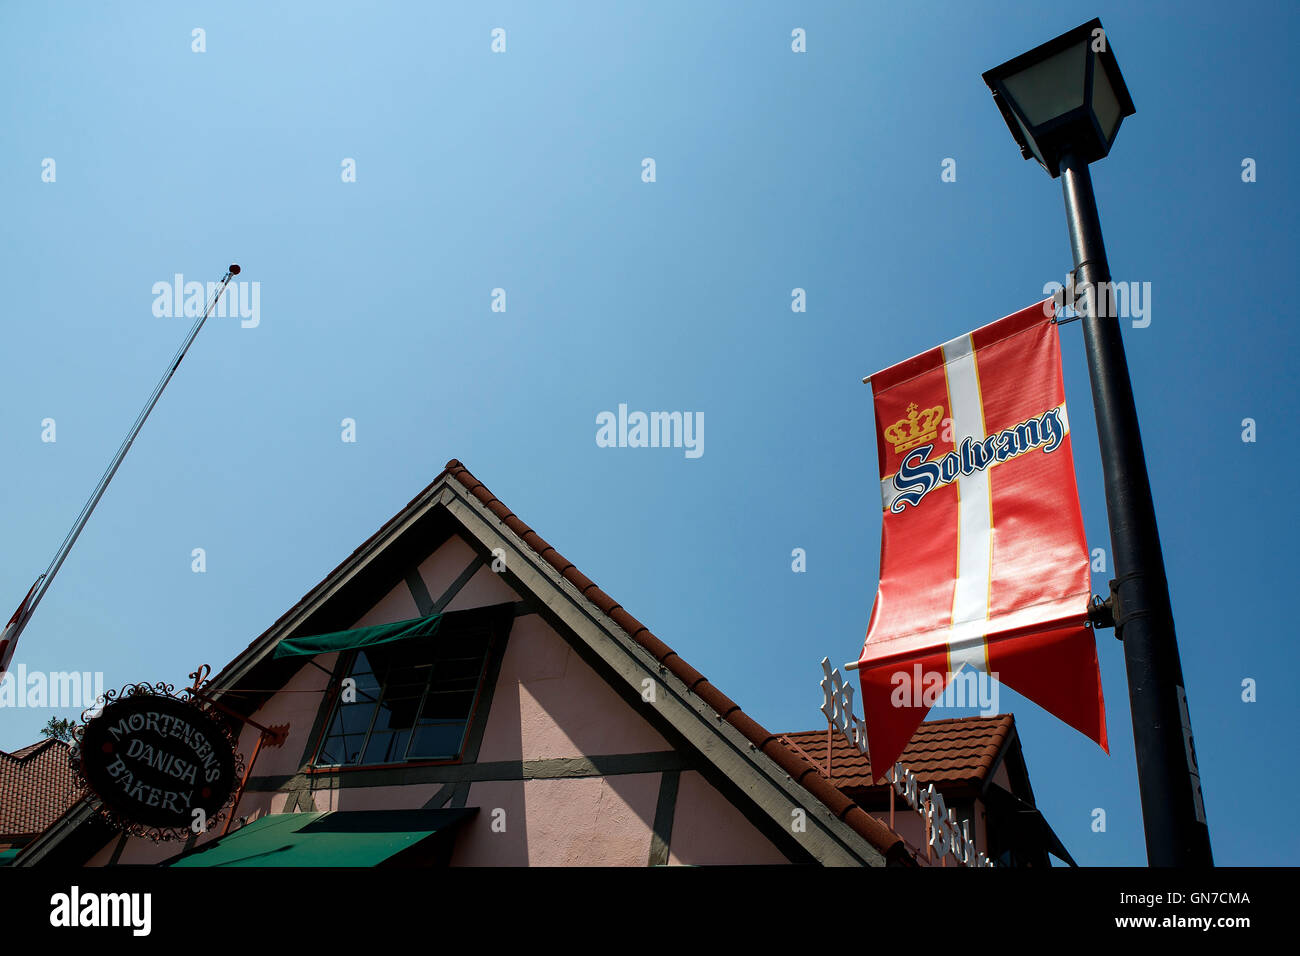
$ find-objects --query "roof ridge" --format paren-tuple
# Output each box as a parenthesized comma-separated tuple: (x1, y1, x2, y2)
(0, 738, 66, 762)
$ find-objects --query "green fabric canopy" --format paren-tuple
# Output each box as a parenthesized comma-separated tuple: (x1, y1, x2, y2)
(272, 613, 442, 659)
(171, 808, 476, 867)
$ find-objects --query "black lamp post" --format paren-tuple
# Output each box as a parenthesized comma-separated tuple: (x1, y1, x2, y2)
(982, 19, 1213, 867)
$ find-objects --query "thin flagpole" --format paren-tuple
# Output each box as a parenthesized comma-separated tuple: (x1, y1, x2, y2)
(1, 265, 240, 668)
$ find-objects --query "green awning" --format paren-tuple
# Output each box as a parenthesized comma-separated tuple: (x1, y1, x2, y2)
(272, 613, 442, 659)
(0, 848, 20, 866)
(171, 808, 476, 867)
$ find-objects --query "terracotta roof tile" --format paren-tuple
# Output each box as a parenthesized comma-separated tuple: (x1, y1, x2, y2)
(8, 742, 49, 760)
(779, 714, 1016, 793)
(0, 739, 76, 839)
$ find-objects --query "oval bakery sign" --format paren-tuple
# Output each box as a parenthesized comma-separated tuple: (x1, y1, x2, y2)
(77, 691, 236, 832)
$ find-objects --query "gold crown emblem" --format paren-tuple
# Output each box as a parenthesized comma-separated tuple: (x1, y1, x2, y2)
(885, 403, 944, 454)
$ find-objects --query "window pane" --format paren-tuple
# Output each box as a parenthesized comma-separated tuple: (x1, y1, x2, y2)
(408, 722, 466, 759)
(384, 677, 427, 700)
(372, 693, 421, 732)
(316, 624, 492, 767)
(317, 735, 341, 765)
(361, 730, 412, 765)
(420, 689, 475, 721)
(336, 701, 377, 735)
(350, 672, 381, 703)
(318, 733, 364, 766)
(381, 639, 435, 674)
(434, 656, 484, 683)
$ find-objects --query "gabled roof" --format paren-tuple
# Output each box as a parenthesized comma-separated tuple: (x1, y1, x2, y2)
(783, 714, 1077, 866)
(18, 459, 916, 866)
(0, 738, 75, 839)
(437, 462, 910, 863)
(192, 461, 913, 864)
(781, 714, 1018, 796)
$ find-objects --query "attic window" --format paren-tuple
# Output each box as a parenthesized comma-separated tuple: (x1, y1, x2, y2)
(314, 625, 491, 767)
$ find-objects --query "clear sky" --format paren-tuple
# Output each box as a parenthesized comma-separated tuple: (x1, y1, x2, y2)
(2, 1, 1295, 867)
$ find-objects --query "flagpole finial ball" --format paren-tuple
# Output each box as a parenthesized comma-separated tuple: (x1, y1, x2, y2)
(229, 264, 241, 275)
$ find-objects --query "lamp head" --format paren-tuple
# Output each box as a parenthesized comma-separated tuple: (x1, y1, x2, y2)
(981, 18, 1136, 177)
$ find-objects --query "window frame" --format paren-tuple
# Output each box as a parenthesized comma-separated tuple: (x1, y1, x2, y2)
(308, 622, 495, 772)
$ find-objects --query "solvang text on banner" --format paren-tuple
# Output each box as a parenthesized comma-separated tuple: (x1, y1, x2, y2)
(857, 300, 1107, 777)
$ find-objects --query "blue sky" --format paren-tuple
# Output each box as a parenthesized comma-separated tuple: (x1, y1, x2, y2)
(1, 1, 1295, 866)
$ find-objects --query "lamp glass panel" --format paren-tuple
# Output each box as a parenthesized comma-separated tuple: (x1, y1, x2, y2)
(1091, 60, 1123, 145)
(1012, 109, 1047, 168)
(1001, 40, 1088, 126)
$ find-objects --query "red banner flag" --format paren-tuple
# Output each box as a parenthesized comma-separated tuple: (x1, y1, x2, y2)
(0, 575, 43, 678)
(858, 300, 1106, 778)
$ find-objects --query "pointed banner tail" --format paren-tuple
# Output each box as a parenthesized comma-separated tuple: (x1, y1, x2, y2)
(0, 575, 44, 678)
(858, 300, 1106, 778)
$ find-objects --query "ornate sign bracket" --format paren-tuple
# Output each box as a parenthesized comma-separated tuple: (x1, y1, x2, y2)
(70, 674, 244, 843)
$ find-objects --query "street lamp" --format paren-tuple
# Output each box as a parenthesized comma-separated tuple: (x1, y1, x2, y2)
(982, 18, 1134, 176)
(982, 19, 1213, 867)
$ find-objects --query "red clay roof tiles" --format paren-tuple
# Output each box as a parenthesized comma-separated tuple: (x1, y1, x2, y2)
(781, 714, 1016, 793)
(0, 739, 76, 840)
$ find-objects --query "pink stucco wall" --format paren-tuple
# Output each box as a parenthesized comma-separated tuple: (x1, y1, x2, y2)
(443, 565, 519, 611)
(232, 652, 339, 781)
(667, 771, 790, 865)
(448, 775, 661, 866)
(477, 614, 670, 761)
(303, 782, 445, 813)
(414, 534, 478, 600)
(353, 579, 420, 628)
